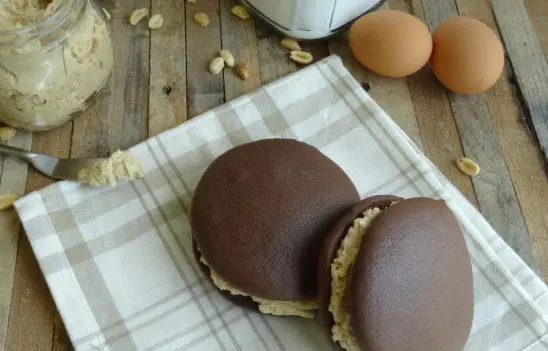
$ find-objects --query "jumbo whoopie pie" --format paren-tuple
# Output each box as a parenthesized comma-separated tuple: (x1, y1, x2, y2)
(190, 138, 360, 318)
(317, 196, 474, 351)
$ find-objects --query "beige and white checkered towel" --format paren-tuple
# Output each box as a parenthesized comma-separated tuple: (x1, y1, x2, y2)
(13, 55, 548, 350)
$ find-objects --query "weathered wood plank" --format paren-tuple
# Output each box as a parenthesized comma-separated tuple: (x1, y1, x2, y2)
(219, 0, 261, 100)
(451, 92, 540, 272)
(186, 0, 223, 118)
(5, 236, 56, 351)
(523, 0, 548, 280)
(487, 60, 548, 280)
(254, 16, 331, 85)
(254, 19, 296, 85)
(417, 0, 539, 271)
(149, 0, 187, 137)
(0, 210, 19, 351)
(406, 0, 478, 206)
(72, 0, 150, 158)
(52, 312, 73, 351)
(525, 0, 548, 58)
(455, 0, 548, 278)
(5, 123, 71, 351)
(492, 0, 548, 169)
(0, 130, 32, 350)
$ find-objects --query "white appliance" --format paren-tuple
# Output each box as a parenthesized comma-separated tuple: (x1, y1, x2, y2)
(239, 0, 385, 40)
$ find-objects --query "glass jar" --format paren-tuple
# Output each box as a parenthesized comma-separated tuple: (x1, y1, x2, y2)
(0, 0, 113, 131)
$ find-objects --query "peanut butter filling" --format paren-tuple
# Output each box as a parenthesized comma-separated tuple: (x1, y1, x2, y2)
(328, 206, 386, 350)
(199, 252, 317, 318)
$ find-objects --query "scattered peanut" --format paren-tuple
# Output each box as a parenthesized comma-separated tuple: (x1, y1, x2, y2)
(148, 14, 164, 30)
(456, 156, 480, 176)
(281, 38, 301, 51)
(0, 127, 16, 141)
(101, 7, 111, 21)
(194, 12, 210, 27)
(236, 61, 250, 80)
(220, 49, 235, 67)
(209, 57, 225, 74)
(289, 50, 313, 64)
(188, 0, 196, 3)
(129, 8, 149, 25)
(231, 5, 250, 20)
(0, 193, 19, 211)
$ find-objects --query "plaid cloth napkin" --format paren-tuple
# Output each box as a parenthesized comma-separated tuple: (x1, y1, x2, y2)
(13, 55, 548, 351)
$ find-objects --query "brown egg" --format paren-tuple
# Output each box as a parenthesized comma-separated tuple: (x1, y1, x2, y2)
(348, 10, 433, 78)
(431, 16, 505, 94)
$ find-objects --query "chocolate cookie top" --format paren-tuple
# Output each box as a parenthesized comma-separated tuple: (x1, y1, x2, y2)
(190, 138, 360, 300)
(317, 195, 402, 334)
(347, 198, 474, 350)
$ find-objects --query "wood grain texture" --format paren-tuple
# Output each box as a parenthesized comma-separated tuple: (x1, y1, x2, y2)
(525, 0, 548, 58)
(219, 0, 261, 100)
(0, 209, 19, 351)
(487, 59, 548, 280)
(254, 19, 296, 85)
(0, 130, 32, 351)
(72, 0, 151, 157)
(492, 0, 548, 168)
(254, 16, 330, 87)
(5, 123, 73, 351)
(523, 0, 548, 280)
(417, 0, 539, 271)
(186, 0, 223, 118)
(454, 0, 544, 275)
(407, 0, 478, 206)
(51, 313, 72, 351)
(150, 0, 187, 137)
(469, 0, 548, 279)
(5, 235, 55, 351)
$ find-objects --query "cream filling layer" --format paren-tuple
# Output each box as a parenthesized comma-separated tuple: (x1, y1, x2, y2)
(199, 254, 317, 318)
(328, 206, 386, 351)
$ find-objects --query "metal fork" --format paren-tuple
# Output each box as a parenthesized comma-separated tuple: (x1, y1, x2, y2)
(0, 143, 103, 181)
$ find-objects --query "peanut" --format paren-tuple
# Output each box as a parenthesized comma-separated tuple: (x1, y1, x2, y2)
(101, 7, 111, 21)
(209, 57, 225, 74)
(194, 12, 210, 27)
(236, 61, 250, 80)
(281, 38, 301, 51)
(188, 0, 196, 3)
(231, 5, 250, 20)
(289, 50, 313, 64)
(0, 193, 19, 211)
(148, 14, 164, 30)
(456, 157, 480, 176)
(129, 8, 149, 25)
(0, 127, 16, 141)
(220, 49, 235, 67)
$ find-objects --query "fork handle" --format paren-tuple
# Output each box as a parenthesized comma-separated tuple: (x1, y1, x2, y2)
(0, 143, 39, 162)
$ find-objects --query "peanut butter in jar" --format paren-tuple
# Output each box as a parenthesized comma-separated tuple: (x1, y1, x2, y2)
(0, 0, 114, 131)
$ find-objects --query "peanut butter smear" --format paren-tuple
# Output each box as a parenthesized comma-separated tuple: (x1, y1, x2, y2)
(77, 150, 144, 188)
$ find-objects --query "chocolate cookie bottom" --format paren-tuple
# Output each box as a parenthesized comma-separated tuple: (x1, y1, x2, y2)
(192, 239, 318, 318)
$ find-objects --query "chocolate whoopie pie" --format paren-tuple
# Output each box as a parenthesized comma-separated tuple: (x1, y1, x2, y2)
(318, 196, 474, 351)
(190, 138, 360, 318)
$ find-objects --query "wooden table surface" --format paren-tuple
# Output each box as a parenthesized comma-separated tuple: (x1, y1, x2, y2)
(1, 0, 547, 349)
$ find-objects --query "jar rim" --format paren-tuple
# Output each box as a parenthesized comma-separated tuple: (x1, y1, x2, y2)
(0, 0, 76, 48)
